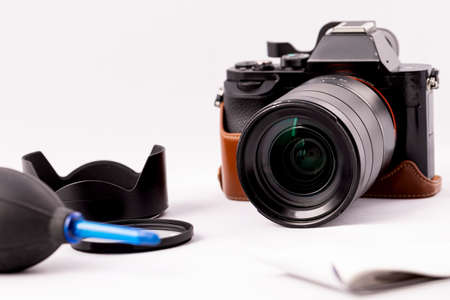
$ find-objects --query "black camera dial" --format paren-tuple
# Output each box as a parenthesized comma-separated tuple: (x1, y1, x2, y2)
(235, 61, 258, 70)
(281, 53, 309, 69)
(235, 60, 274, 71)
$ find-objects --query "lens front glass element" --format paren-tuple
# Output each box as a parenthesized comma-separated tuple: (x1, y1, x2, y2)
(269, 118, 335, 196)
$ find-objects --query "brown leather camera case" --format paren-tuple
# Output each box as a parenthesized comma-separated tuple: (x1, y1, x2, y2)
(218, 104, 442, 201)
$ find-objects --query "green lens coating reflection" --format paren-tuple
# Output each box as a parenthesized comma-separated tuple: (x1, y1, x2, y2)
(269, 123, 335, 195)
(293, 138, 327, 175)
(291, 117, 298, 137)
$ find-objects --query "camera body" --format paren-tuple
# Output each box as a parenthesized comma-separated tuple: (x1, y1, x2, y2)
(217, 21, 441, 227)
(223, 21, 436, 178)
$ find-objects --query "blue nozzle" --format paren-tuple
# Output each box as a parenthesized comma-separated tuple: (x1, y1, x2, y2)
(63, 212, 160, 246)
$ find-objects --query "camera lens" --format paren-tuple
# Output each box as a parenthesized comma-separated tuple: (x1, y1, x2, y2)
(269, 124, 335, 196)
(237, 75, 396, 227)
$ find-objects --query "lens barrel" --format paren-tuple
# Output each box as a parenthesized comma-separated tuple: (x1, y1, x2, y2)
(237, 75, 396, 227)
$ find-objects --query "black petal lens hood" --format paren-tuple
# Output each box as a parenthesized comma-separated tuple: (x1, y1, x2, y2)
(22, 145, 168, 222)
(22, 145, 193, 253)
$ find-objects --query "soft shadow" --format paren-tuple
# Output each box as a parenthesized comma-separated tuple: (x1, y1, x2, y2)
(283, 272, 347, 294)
(323, 197, 423, 227)
(164, 191, 227, 218)
(0, 257, 93, 276)
(283, 272, 447, 296)
(165, 200, 217, 217)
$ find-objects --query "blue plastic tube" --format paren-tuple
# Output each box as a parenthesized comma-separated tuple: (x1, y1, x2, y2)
(63, 212, 160, 246)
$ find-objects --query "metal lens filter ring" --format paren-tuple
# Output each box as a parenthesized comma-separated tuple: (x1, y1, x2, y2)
(22, 145, 193, 253)
(73, 219, 194, 254)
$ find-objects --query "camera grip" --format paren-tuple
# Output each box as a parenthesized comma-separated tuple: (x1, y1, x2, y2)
(218, 104, 441, 200)
(219, 103, 247, 201)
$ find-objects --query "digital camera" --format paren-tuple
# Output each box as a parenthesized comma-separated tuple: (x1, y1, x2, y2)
(215, 21, 441, 227)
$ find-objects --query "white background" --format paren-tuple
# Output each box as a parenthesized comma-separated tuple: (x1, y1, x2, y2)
(0, 0, 449, 299)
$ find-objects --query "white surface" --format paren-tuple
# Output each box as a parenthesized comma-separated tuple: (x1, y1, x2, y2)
(0, 0, 449, 299)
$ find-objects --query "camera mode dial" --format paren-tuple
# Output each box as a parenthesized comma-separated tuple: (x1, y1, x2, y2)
(281, 53, 309, 69)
